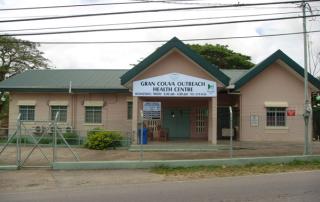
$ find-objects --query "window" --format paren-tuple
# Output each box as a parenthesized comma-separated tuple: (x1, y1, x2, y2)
(127, 102, 133, 120)
(195, 108, 207, 133)
(85, 106, 102, 123)
(19, 105, 35, 121)
(51, 106, 67, 122)
(266, 107, 286, 127)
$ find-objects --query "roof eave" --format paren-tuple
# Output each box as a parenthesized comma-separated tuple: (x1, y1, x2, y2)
(0, 88, 130, 93)
(234, 50, 320, 90)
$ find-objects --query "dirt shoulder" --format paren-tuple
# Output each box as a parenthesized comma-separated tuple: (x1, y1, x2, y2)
(1, 160, 320, 193)
(0, 169, 166, 193)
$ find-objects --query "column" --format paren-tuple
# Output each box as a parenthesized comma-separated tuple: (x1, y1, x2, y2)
(208, 97, 217, 144)
(131, 96, 139, 144)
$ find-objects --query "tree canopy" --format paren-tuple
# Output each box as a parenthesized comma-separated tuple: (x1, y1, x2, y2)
(0, 36, 50, 81)
(188, 43, 255, 69)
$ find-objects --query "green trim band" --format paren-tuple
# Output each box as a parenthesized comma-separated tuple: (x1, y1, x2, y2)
(0, 88, 130, 93)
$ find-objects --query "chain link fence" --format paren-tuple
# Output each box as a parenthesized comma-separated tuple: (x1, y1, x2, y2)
(0, 114, 319, 167)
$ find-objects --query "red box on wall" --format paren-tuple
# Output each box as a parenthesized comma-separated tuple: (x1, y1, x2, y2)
(287, 109, 296, 116)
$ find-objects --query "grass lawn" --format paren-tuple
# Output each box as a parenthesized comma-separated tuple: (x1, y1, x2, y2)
(151, 160, 320, 178)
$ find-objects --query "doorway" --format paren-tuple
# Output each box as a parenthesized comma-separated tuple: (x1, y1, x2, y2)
(217, 107, 240, 140)
(163, 108, 191, 140)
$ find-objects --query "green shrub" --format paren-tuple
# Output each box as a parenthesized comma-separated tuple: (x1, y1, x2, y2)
(85, 129, 123, 150)
(10, 136, 51, 144)
(38, 137, 51, 144)
(58, 132, 78, 145)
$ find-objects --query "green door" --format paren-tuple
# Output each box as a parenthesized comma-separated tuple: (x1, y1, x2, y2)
(163, 108, 190, 140)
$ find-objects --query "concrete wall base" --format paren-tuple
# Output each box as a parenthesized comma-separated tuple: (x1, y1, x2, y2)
(52, 155, 320, 170)
(0, 165, 18, 170)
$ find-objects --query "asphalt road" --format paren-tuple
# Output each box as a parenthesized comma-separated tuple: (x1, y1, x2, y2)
(1, 170, 320, 202)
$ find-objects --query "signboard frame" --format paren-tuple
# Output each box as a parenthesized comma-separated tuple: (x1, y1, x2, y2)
(143, 102, 161, 120)
(250, 114, 259, 127)
(133, 73, 217, 97)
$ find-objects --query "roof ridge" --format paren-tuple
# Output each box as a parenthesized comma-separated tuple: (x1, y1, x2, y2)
(120, 36, 230, 86)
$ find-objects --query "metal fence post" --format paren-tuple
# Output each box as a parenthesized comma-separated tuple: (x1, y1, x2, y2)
(78, 133, 80, 146)
(16, 114, 21, 168)
(53, 112, 59, 163)
(229, 106, 233, 158)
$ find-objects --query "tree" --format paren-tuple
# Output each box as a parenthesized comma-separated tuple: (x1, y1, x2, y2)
(0, 36, 50, 81)
(309, 49, 320, 77)
(0, 36, 50, 127)
(188, 43, 255, 69)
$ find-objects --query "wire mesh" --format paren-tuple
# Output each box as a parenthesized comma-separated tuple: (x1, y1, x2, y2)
(0, 114, 319, 165)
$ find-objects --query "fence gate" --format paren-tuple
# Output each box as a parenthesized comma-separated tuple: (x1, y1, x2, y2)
(0, 113, 79, 169)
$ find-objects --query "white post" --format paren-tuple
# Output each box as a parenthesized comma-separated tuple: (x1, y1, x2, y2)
(229, 106, 233, 158)
(139, 110, 144, 161)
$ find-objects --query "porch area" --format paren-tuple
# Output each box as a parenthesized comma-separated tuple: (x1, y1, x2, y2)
(133, 92, 240, 145)
(134, 97, 213, 144)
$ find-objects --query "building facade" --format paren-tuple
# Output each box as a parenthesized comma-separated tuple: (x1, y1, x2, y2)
(0, 37, 319, 144)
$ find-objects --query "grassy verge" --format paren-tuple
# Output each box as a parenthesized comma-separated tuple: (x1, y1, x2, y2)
(151, 160, 320, 178)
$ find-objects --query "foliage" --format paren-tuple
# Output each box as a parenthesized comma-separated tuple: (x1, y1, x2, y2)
(0, 36, 50, 81)
(85, 128, 123, 150)
(5, 132, 80, 145)
(9, 136, 46, 144)
(57, 132, 79, 145)
(188, 43, 255, 69)
(309, 47, 319, 77)
(0, 93, 9, 121)
(312, 92, 320, 110)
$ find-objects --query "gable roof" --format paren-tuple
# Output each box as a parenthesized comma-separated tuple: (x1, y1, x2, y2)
(0, 69, 129, 93)
(120, 37, 230, 86)
(234, 50, 320, 90)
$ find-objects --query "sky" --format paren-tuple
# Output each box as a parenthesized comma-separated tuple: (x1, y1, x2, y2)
(0, 0, 319, 76)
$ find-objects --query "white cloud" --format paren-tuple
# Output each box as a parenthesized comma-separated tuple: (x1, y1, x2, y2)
(0, 0, 319, 76)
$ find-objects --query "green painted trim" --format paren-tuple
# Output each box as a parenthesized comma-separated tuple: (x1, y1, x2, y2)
(0, 88, 130, 93)
(120, 37, 230, 86)
(235, 49, 320, 90)
(52, 155, 320, 170)
(0, 165, 18, 170)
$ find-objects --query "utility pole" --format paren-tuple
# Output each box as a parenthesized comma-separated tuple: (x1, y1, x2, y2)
(302, 1, 311, 155)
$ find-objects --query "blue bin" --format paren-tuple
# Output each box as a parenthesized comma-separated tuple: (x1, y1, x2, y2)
(138, 128, 148, 144)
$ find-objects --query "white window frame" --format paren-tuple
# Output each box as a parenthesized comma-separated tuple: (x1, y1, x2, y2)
(127, 101, 133, 120)
(19, 105, 35, 121)
(266, 107, 287, 127)
(85, 106, 102, 124)
(50, 105, 68, 122)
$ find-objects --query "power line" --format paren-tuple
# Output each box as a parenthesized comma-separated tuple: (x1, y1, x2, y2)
(0, 10, 303, 33)
(2, 30, 319, 45)
(2, 14, 319, 36)
(0, 5, 308, 20)
(161, 0, 298, 8)
(0, 0, 167, 11)
(0, 0, 319, 23)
